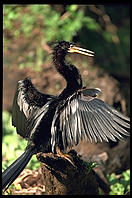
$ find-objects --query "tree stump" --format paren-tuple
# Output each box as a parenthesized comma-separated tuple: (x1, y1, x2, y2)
(36, 150, 99, 195)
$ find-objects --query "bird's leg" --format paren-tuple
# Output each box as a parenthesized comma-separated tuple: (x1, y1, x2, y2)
(56, 146, 76, 167)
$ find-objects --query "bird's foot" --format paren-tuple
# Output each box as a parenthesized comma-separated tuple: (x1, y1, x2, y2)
(56, 147, 76, 168)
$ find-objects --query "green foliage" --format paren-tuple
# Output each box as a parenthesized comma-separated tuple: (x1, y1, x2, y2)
(84, 161, 99, 173)
(3, 5, 99, 42)
(107, 169, 130, 195)
(3, 111, 15, 136)
(3, 5, 102, 69)
(3, 4, 130, 79)
(82, 161, 99, 179)
(3, 4, 130, 78)
(4, 6, 21, 30)
(2, 111, 40, 171)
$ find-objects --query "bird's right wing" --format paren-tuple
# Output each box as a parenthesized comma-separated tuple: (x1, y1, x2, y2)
(51, 88, 130, 152)
(12, 77, 55, 139)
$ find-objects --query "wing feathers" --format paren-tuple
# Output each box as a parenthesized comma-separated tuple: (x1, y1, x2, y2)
(89, 100, 128, 140)
(92, 100, 129, 135)
(12, 78, 54, 139)
(51, 89, 130, 150)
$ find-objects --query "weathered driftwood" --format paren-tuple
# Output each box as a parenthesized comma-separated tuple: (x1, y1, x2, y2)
(36, 150, 99, 195)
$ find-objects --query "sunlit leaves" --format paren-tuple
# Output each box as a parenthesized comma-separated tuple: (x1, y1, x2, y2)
(107, 170, 130, 195)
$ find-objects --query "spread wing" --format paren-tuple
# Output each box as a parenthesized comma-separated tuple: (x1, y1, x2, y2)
(51, 88, 130, 152)
(12, 77, 55, 139)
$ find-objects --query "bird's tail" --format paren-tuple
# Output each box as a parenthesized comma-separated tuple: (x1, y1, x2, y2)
(2, 146, 35, 191)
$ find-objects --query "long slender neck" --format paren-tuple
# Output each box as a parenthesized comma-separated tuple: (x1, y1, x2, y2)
(53, 51, 83, 97)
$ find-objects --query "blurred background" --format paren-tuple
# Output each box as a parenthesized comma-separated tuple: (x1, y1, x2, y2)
(3, 4, 130, 195)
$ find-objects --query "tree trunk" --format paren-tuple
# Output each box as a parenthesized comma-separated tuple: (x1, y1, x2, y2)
(36, 150, 99, 195)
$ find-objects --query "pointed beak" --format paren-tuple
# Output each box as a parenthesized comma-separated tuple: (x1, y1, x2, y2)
(68, 45, 94, 57)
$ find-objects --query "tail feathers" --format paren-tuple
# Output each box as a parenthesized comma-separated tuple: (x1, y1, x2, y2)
(2, 147, 35, 191)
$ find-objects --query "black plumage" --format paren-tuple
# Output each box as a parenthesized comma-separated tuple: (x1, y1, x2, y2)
(2, 41, 130, 190)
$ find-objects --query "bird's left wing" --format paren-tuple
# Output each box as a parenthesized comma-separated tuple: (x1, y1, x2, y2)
(51, 88, 130, 152)
(12, 77, 55, 139)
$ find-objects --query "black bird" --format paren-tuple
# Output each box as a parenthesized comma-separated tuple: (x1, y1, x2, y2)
(2, 41, 130, 191)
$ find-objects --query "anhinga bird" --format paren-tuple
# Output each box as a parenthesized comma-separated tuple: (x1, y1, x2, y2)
(2, 41, 130, 191)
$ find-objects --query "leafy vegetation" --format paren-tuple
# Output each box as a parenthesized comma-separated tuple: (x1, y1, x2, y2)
(4, 5, 130, 75)
(4, 5, 99, 42)
(107, 169, 130, 195)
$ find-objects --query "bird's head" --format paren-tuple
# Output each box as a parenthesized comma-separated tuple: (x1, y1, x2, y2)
(53, 41, 94, 57)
